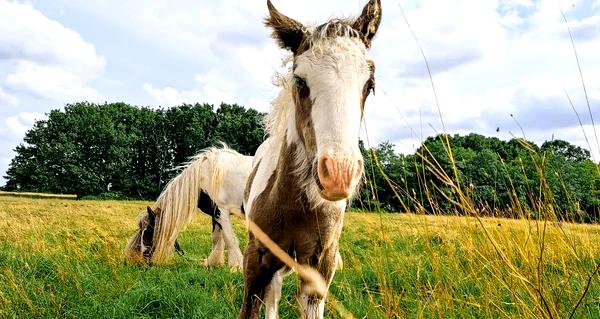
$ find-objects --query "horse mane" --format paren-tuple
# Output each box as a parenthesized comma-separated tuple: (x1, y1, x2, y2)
(147, 145, 230, 263)
(123, 213, 148, 262)
(307, 19, 360, 51)
(264, 72, 293, 138)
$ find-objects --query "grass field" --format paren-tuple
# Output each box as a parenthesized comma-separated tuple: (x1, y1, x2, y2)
(0, 194, 598, 318)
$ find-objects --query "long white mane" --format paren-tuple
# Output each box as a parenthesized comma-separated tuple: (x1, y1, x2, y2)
(264, 72, 293, 139)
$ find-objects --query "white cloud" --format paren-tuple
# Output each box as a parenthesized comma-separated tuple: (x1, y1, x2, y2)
(567, 15, 600, 41)
(0, 112, 46, 141)
(143, 69, 238, 108)
(59, 0, 270, 70)
(0, 0, 105, 103)
(0, 0, 104, 74)
(144, 54, 279, 109)
(142, 84, 186, 108)
(4, 61, 101, 102)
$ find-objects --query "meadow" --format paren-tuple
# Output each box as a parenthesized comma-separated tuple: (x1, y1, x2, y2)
(0, 194, 598, 318)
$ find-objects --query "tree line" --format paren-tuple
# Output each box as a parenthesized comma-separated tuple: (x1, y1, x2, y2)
(357, 135, 599, 222)
(3, 102, 599, 222)
(3, 102, 264, 199)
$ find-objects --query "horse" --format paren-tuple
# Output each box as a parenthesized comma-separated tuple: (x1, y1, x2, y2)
(239, 1, 381, 318)
(124, 146, 253, 269)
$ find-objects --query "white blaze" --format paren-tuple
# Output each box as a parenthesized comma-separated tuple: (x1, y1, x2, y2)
(294, 36, 370, 160)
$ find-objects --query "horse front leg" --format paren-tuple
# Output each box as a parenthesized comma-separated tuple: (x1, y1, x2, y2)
(299, 244, 339, 319)
(238, 238, 282, 319)
(205, 217, 225, 266)
(265, 269, 284, 319)
(219, 209, 244, 270)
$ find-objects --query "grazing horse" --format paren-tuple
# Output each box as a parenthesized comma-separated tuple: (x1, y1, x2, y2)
(239, 1, 381, 318)
(124, 146, 253, 269)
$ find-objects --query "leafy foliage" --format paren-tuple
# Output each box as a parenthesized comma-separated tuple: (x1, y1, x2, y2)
(357, 133, 600, 222)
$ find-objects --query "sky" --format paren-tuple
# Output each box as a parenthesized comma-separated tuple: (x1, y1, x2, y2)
(0, 0, 599, 185)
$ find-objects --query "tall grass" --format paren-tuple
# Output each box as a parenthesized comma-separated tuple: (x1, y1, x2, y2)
(360, 146, 600, 317)
(349, 6, 600, 318)
(0, 193, 598, 318)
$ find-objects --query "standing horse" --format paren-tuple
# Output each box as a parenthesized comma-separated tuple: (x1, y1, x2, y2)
(239, 1, 381, 318)
(125, 146, 253, 269)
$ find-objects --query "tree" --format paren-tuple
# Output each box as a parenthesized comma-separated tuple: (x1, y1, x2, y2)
(164, 103, 217, 166)
(541, 139, 590, 162)
(214, 103, 265, 155)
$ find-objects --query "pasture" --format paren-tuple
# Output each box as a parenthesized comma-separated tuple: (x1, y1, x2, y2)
(0, 194, 598, 318)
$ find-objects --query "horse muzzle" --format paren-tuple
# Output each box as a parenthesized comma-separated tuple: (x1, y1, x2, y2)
(317, 155, 363, 201)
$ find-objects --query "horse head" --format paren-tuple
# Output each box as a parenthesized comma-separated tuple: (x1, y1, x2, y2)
(266, 0, 381, 202)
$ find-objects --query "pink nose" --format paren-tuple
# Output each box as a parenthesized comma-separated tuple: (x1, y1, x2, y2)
(317, 156, 363, 201)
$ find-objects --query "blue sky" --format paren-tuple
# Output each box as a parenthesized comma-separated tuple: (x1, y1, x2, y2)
(1, 0, 599, 185)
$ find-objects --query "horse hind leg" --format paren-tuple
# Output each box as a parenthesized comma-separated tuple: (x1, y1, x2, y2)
(205, 219, 225, 266)
(220, 209, 243, 270)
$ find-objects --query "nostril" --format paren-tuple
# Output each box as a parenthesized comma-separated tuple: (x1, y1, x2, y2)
(356, 159, 364, 177)
(318, 157, 330, 178)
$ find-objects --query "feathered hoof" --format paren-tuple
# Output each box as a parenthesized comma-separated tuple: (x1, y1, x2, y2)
(228, 250, 243, 271)
(228, 264, 243, 272)
(205, 252, 225, 267)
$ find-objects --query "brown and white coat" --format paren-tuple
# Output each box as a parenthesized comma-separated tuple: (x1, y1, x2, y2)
(240, 1, 381, 318)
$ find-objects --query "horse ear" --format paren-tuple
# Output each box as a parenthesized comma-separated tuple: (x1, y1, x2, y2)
(147, 206, 156, 218)
(265, 0, 305, 54)
(352, 0, 382, 48)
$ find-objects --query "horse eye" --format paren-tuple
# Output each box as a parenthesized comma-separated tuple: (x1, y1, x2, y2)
(293, 75, 307, 88)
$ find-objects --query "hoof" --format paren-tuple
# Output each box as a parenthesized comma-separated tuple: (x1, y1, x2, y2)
(205, 253, 225, 267)
(228, 250, 244, 271)
(229, 264, 243, 272)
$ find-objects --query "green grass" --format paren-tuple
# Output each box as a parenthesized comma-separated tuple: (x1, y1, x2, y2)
(0, 195, 598, 318)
